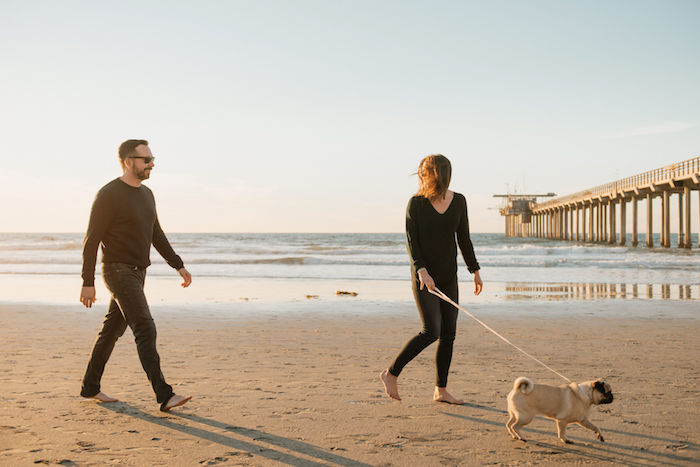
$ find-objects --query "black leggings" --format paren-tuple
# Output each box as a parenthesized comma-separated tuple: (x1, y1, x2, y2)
(388, 278, 459, 387)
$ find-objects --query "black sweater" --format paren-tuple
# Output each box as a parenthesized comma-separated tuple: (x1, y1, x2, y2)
(405, 193, 480, 285)
(81, 178, 184, 286)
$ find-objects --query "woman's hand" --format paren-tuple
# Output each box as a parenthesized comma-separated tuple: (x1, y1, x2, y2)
(80, 286, 96, 308)
(417, 268, 436, 291)
(473, 270, 483, 296)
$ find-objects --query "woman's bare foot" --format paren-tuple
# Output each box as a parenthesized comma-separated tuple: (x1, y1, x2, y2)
(433, 387, 464, 405)
(83, 392, 119, 403)
(380, 369, 401, 401)
(160, 394, 192, 412)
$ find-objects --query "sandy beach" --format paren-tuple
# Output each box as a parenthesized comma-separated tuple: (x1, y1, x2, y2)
(1, 297, 698, 466)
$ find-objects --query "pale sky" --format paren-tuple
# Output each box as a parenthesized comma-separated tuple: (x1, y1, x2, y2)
(1, 0, 698, 233)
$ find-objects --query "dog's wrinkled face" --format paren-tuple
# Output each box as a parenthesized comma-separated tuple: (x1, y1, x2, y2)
(592, 380, 614, 405)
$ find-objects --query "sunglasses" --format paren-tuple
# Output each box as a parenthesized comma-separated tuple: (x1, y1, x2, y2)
(128, 156, 155, 164)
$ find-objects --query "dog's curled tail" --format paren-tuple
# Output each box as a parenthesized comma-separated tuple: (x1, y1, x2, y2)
(513, 377, 534, 394)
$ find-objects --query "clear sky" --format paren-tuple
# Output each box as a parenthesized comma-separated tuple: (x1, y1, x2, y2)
(1, 0, 698, 233)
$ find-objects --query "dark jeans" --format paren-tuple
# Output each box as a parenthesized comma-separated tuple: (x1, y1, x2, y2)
(388, 278, 459, 387)
(80, 263, 174, 405)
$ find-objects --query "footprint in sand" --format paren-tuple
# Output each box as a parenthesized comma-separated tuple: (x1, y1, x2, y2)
(34, 460, 76, 466)
(72, 441, 107, 453)
(199, 452, 253, 465)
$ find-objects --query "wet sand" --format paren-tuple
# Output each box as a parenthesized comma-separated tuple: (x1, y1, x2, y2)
(1, 300, 699, 466)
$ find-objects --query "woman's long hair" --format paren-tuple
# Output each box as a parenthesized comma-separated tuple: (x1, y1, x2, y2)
(415, 154, 451, 201)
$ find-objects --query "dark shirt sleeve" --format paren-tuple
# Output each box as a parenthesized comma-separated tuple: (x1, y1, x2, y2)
(456, 196, 480, 274)
(81, 191, 114, 287)
(152, 213, 184, 271)
(405, 197, 427, 274)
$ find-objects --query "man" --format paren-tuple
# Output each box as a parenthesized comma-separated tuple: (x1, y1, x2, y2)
(79, 139, 192, 412)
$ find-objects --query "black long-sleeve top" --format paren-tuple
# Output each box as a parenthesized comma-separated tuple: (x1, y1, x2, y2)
(81, 178, 184, 286)
(406, 192, 480, 285)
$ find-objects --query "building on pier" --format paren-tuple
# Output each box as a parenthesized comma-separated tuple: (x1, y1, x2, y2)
(494, 193, 555, 238)
(497, 157, 700, 248)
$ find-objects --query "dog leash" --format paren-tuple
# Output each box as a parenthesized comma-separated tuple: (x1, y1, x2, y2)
(428, 287, 573, 384)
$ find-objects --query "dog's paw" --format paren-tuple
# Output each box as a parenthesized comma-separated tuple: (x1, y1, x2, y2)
(597, 434, 605, 442)
(560, 438, 574, 445)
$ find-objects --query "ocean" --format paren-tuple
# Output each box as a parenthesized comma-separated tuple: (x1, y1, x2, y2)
(1, 233, 698, 302)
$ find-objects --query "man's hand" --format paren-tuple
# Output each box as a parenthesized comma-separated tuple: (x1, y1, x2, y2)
(178, 268, 192, 288)
(80, 286, 97, 308)
(473, 270, 483, 296)
(417, 268, 435, 291)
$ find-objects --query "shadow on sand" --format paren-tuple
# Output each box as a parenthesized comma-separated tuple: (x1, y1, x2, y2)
(100, 403, 372, 467)
(444, 403, 698, 466)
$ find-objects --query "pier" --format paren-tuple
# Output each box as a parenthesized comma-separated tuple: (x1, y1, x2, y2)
(497, 156, 700, 248)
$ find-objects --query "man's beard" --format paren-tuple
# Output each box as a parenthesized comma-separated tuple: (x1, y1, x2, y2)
(135, 168, 151, 180)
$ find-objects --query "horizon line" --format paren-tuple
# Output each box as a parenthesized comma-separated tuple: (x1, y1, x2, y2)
(0, 231, 504, 235)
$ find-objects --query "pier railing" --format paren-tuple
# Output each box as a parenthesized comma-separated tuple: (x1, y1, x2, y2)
(534, 155, 700, 210)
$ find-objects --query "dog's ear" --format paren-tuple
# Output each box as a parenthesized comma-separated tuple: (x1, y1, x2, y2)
(593, 381, 606, 393)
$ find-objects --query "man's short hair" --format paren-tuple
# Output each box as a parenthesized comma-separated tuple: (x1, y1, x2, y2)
(118, 139, 149, 167)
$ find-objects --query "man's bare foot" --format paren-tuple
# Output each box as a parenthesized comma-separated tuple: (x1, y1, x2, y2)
(160, 394, 192, 412)
(433, 387, 464, 405)
(83, 392, 119, 403)
(380, 369, 401, 401)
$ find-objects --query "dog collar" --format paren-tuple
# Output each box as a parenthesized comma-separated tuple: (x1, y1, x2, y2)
(576, 384, 590, 403)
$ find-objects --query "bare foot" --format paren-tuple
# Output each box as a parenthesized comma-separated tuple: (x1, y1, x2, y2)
(380, 369, 401, 401)
(433, 387, 464, 405)
(160, 394, 192, 412)
(83, 392, 119, 403)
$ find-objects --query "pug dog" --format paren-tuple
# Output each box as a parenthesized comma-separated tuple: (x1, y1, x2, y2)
(506, 377, 613, 444)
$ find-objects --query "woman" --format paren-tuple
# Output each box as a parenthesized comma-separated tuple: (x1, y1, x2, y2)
(381, 154, 482, 404)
